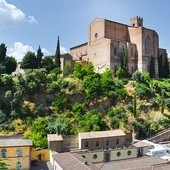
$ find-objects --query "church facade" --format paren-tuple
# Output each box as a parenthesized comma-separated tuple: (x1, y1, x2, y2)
(70, 16, 167, 78)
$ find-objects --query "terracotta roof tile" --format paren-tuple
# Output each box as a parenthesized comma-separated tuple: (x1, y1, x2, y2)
(53, 152, 98, 170)
(96, 156, 169, 170)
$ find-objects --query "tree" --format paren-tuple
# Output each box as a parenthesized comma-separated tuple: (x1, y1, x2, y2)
(0, 43, 7, 64)
(55, 36, 61, 69)
(24, 117, 48, 149)
(4, 57, 17, 74)
(21, 52, 37, 69)
(149, 56, 155, 78)
(37, 46, 43, 68)
(42, 56, 55, 72)
(0, 159, 7, 170)
(160, 89, 165, 114)
(47, 117, 70, 135)
(116, 67, 124, 79)
(120, 47, 128, 74)
(0, 64, 6, 74)
(133, 93, 137, 118)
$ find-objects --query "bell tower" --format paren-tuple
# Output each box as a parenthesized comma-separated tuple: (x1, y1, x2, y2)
(130, 16, 143, 27)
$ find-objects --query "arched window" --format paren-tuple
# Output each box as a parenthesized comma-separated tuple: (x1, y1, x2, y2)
(145, 35, 151, 55)
(16, 148, 22, 157)
(1, 149, 7, 158)
(16, 162, 22, 170)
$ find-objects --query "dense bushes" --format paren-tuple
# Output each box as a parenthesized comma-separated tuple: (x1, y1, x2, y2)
(1, 63, 170, 148)
(108, 107, 128, 129)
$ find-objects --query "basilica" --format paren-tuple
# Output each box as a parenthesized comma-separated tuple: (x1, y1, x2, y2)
(70, 16, 168, 78)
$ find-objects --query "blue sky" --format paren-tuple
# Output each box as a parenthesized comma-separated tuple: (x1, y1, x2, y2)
(0, 0, 170, 61)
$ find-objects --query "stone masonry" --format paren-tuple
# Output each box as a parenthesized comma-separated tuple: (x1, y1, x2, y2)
(70, 16, 167, 78)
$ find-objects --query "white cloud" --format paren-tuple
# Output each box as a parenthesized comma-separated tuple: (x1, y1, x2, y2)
(0, 0, 38, 28)
(42, 48, 51, 56)
(60, 46, 67, 54)
(0, 0, 25, 28)
(28, 16, 38, 24)
(7, 42, 35, 62)
(7, 42, 56, 62)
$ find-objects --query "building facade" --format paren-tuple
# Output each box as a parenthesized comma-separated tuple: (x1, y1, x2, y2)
(48, 130, 151, 168)
(0, 138, 32, 170)
(70, 17, 168, 78)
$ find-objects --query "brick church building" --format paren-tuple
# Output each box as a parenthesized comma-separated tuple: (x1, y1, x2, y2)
(70, 16, 168, 78)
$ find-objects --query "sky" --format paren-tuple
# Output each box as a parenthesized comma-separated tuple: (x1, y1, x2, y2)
(0, 0, 170, 62)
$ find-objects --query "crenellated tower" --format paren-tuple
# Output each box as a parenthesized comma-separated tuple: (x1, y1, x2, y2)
(130, 16, 143, 27)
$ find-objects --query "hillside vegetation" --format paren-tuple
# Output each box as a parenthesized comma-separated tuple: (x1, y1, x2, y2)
(0, 62, 170, 149)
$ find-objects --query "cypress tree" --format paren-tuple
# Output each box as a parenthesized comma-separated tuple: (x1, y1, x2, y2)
(149, 56, 155, 78)
(160, 89, 165, 114)
(133, 92, 137, 118)
(0, 43, 7, 64)
(37, 45, 43, 68)
(55, 36, 61, 69)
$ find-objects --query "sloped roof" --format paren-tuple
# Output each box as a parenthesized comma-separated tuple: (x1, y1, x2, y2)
(79, 130, 126, 140)
(47, 134, 63, 141)
(60, 53, 73, 59)
(70, 42, 88, 50)
(53, 152, 98, 170)
(0, 139, 32, 147)
(96, 156, 169, 170)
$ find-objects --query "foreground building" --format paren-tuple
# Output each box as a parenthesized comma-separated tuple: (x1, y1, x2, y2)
(70, 16, 168, 78)
(48, 130, 152, 169)
(0, 138, 32, 170)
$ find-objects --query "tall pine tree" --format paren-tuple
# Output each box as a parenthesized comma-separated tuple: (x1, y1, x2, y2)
(37, 46, 43, 68)
(55, 36, 61, 69)
(0, 43, 7, 64)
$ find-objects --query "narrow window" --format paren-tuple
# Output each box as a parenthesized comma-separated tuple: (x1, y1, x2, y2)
(16, 162, 22, 170)
(95, 33, 98, 38)
(132, 67, 134, 73)
(106, 139, 109, 146)
(114, 66, 117, 73)
(16, 148, 22, 157)
(116, 139, 119, 145)
(85, 141, 88, 148)
(96, 141, 99, 147)
(1, 149, 7, 158)
(114, 48, 117, 56)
